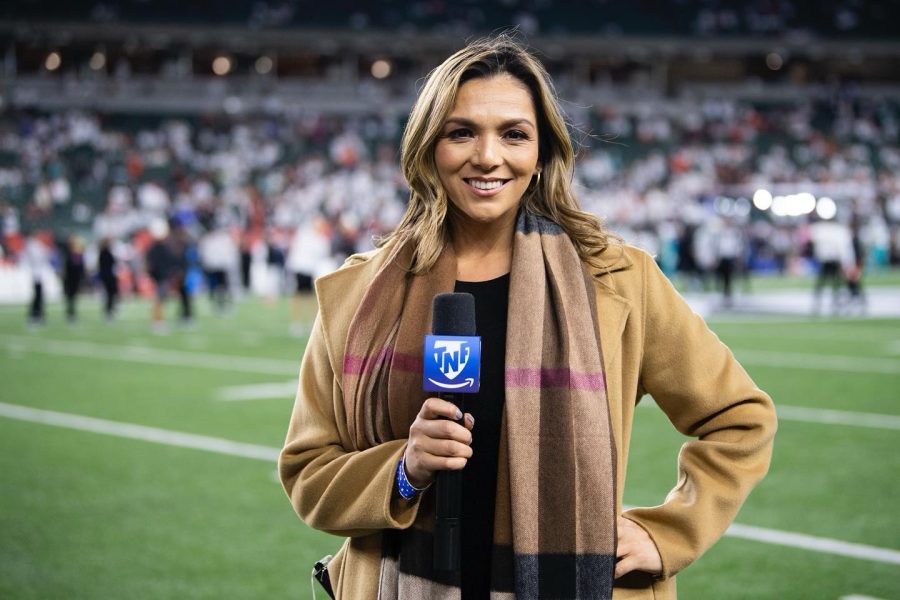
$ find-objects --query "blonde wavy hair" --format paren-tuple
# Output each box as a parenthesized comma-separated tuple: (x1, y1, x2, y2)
(381, 33, 617, 274)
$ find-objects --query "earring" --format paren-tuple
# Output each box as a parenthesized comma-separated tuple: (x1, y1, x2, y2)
(535, 171, 542, 186)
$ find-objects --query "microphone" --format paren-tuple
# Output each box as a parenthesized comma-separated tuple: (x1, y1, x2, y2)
(424, 292, 481, 572)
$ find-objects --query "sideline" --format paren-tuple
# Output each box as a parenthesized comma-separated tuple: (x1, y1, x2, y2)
(3, 401, 900, 567)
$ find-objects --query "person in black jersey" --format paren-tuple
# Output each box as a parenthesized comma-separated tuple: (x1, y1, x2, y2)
(280, 34, 776, 600)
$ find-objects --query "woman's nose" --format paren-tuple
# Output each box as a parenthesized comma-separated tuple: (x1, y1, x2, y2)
(472, 137, 502, 170)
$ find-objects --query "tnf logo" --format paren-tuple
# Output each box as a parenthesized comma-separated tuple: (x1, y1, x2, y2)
(434, 340, 470, 380)
(423, 335, 481, 393)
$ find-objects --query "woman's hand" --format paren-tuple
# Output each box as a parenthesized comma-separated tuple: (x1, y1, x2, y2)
(403, 397, 475, 488)
(615, 516, 663, 579)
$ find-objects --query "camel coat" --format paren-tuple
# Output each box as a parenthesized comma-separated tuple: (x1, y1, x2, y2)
(279, 243, 777, 599)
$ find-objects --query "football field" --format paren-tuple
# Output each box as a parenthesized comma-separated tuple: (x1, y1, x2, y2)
(1, 291, 898, 599)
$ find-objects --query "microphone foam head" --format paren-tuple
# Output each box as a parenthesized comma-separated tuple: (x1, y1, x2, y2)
(431, 292, 476, 335)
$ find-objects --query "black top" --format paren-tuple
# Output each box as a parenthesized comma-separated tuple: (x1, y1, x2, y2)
(454, 273, 509, 599)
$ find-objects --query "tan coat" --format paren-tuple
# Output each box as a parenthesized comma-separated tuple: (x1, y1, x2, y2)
(280, 243, 777, 599)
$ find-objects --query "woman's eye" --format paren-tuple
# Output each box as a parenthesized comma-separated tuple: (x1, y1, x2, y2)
(446, 128, 472, 139)
(505, 129, 529, 140)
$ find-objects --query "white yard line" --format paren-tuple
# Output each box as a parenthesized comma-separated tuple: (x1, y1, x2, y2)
(641, 400, 900, 432)
(216, 381, 298, 401)
(734, 349, 900, 375)
(776, 405, 900, 431)
(0, 402, 279, 462)
(726, 523, 900, 566)
(0, 334, 297, 375)
(3, 401, 900, 567)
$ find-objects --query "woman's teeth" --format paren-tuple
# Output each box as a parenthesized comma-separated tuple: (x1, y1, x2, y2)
(468, 179, 505, 190)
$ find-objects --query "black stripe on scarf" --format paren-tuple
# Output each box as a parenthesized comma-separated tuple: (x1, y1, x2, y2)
(515, 554, 616, 599)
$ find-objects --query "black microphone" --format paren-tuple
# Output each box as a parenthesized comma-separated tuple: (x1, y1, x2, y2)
(425, 292, 480, 572)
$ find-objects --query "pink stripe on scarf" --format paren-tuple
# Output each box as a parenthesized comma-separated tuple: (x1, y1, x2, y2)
(505, 367, 605, 391)
(343, 348, 421, 375)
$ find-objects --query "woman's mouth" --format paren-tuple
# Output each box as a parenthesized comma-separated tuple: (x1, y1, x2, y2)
(464, 178, 510, 195)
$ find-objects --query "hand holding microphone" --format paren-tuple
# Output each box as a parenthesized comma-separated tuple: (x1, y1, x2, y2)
(403, 398, 475, 489)
(408, 292, 481, 572)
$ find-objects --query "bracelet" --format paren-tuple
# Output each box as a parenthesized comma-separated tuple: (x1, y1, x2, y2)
(396, 456, 430, 500)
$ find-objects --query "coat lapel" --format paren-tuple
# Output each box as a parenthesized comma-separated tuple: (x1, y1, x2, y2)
(594, 286, 631, 376)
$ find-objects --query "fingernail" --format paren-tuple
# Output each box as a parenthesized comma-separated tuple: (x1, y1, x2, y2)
(455, 409, 463, 420)
(465, 414, 475, 427)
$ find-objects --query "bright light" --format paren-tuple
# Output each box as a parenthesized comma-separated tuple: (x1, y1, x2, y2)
(816, 196, 837, 220)
(771, 195, 788, 217)
(371, 59, 391, 79)
(796, 192, 817, 215)
(45, 52, 61, 71)
(753, 188, 773, 210)
(766, 52, 783, 71)
(89, 51, 106, 71)
(212, 56, 232, 76)
(255, 56, 273, 75)
(771, 192, 818, 218)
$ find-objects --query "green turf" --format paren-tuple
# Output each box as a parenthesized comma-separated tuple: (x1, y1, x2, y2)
(1, 293, 898, 598)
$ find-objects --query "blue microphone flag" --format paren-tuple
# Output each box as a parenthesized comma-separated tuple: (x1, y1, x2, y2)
(423, 334, 481, 393)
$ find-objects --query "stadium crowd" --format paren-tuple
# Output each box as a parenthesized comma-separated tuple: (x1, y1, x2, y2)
(1, 92, 899, 324)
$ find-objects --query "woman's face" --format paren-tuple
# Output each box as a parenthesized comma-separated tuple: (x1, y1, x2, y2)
(434, 73, 540, 229)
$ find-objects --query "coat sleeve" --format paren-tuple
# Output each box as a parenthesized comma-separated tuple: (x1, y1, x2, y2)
(622, 251, 777, 578)
(279, 315, 424, 538)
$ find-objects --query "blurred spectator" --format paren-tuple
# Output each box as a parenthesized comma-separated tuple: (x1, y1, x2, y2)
(286, 216, 333, 335)
(169, 223, 195, 325)
(712, 217, 746, 308)
(23, 231, 53, 325)
(846, 215, 867, 314)
(98, 237, 119, 321)
(198, 226, 239, 313)
(62, 235, 86, 322)
(809, 215, 855, 314)
(145, 220, 175, 333)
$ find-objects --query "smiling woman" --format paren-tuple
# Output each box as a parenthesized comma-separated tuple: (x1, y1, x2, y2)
(279, 33, 776, 600)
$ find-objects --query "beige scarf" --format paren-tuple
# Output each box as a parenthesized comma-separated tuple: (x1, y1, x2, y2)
(343, 212, 616, 599)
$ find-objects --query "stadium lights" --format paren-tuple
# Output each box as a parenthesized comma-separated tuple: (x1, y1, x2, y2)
(753, 188, 773, 210)
(371, 59, 392, 79)
(771, 192, 817, 217)
(89, 51, 106, 71)
(255, 56, 273, 75)
(212, 56, 233, 76)
(45, 51, 61, 71)
(816, 196, 837, 220)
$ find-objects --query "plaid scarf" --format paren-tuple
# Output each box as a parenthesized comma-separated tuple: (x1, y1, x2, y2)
(342, 212, 616, 599)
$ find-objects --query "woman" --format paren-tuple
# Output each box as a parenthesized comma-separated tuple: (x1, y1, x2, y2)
(280, 35, 776, 599)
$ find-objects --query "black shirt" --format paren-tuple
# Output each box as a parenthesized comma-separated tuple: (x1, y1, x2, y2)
(454, 273, 509, 599)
